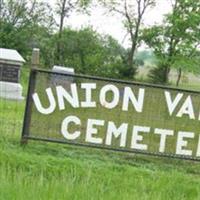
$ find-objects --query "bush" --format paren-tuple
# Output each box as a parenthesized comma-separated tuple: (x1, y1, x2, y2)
(148, 63, 170, 84)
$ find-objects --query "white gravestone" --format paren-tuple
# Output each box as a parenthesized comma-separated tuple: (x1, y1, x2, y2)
(52, 65, 74, 75)
(0, 48, 25, 100)
(52, 66, 75, 85)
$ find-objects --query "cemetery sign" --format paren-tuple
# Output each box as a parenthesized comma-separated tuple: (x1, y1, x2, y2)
(22, 68, 200, 161)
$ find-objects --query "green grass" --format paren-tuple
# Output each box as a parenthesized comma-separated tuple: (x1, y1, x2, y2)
(1, 125, 200, 200)
(1, 70, 200, 199)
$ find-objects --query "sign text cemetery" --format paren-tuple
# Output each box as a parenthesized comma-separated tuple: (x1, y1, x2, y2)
(22, 69, 200, 161)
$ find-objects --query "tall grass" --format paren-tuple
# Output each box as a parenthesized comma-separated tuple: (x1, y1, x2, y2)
(1, 69, 200, 199)
(1, 124, 200, 199)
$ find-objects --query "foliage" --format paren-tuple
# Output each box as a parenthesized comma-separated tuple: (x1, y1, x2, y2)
(1, 0, 200, 82)
(148, 62, 170, 84)
(0, 0, 55, 59)
(135, 50, 156, 64)
(142, 0, 200, 85)
(100, 0, 156, 79)
(0, 0, 130, 79)
(55, 0, 92, 63)
(40, 27, 127, 78)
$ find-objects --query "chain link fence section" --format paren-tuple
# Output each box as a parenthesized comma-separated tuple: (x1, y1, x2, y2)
(22, 69, 200, 161)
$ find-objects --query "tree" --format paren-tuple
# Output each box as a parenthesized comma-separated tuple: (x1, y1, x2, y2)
(0, 0, 54, 57)
(55, 0, 91, 64)
(100, 0, 155, 79)
(42, 27, 126, 78)
(143, 0, 200, 85)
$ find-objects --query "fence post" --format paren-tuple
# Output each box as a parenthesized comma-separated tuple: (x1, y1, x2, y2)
(21, 49, 40, 145)
(31, 48, 40, 68)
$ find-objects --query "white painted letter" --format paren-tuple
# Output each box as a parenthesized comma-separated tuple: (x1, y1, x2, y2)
(105, 122, 128, 147)
(131, 126, 150, 150)
(165, 91, 183, 115)
(81, 83, 96, 108)
(32, 88, 56, 115)
(177, 96, 195, 119)
(176, 131, 194, 156)
(56, 84, 79, 110)
(61, 116, 81, 140)
(122, 88, 145, 112)
(155, 128, 174, 153)
(86, 119, 104, 144)
(100, 84, 119, 109)
(196, 135, 200, 157)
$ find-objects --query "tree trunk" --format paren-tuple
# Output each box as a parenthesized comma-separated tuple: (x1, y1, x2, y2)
(127, 20, 140, 77)
(57, 0, 67, 65)
(164, 66, 171, 84)
(176, 68, 182, 87)
(128, 44, 135, 68)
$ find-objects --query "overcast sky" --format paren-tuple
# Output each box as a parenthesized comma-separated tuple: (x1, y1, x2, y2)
(50, 0, 172, 48)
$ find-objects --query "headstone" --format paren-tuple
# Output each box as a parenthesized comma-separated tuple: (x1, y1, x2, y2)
(0, 48, 25, 100)
(31, 48, 40, 68)
(52, 66, 75, 86)
(52, 65, 74, 75)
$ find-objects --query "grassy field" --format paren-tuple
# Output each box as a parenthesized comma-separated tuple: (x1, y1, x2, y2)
(1, 69, 200, 199)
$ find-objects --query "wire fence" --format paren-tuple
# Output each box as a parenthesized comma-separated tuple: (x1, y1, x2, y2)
(21, 68, 200, 161)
